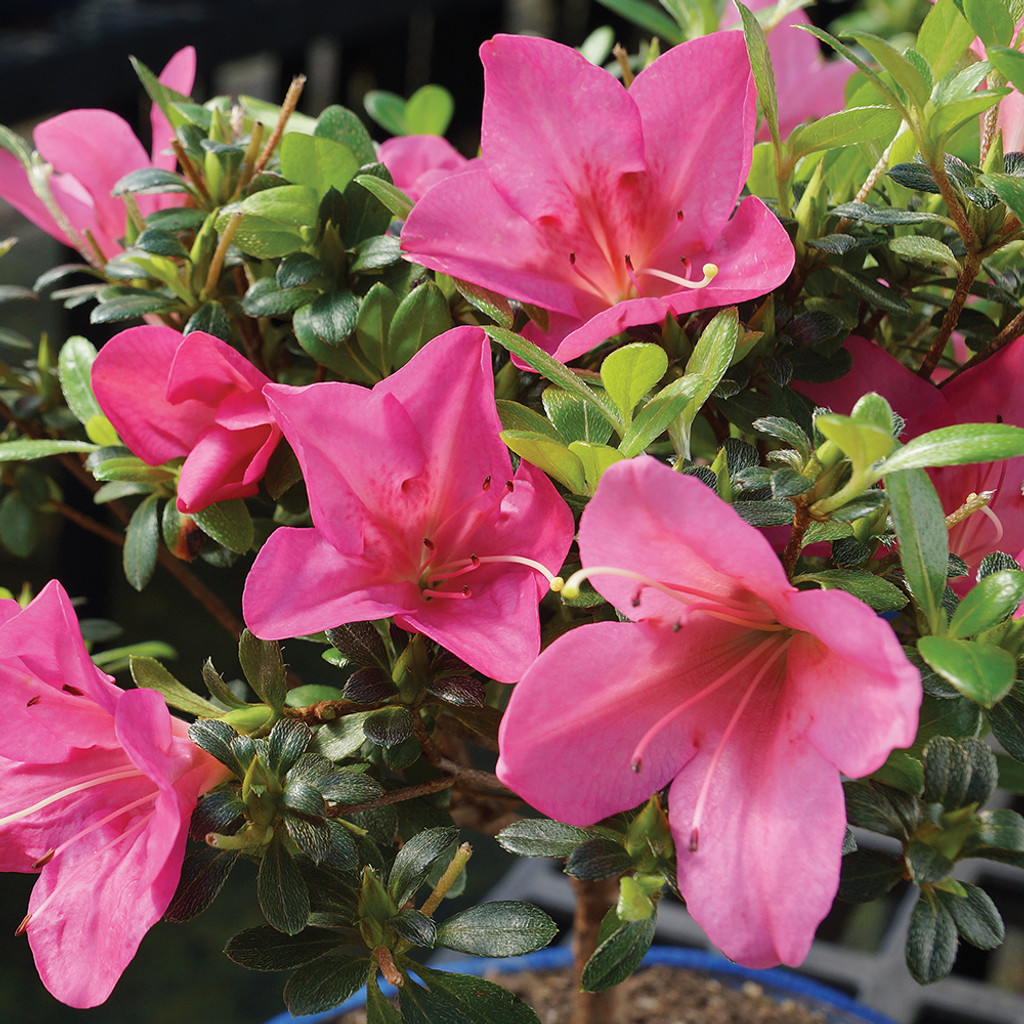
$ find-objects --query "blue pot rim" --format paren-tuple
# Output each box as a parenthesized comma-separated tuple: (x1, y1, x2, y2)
(262, 944, 900, 1024)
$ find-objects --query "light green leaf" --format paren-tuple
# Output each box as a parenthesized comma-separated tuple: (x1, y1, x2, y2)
(918, 636, 1016, 706)
(130, 656, 223, 717)
(961, 0, 1016, 47)
(500, 431, 587, 493)
(0, 439, 97, 462)
(621, 374, 704, 458)
(848, 31, 932, 110)
(988, 46, 1024, 93)
(600, 343, 668, 423)
(58, 335, 103, 425)
(404, 85, 454, 136)
(568, 441, 625, 493)
(885, 467, 948, 634)
(949, 570, 1024, 639)
(980, 170, 1024, 222)
(279, 133, 359, 196)
(218, 186, 319, 258)
(816, 414, 896, 472)
(797, 569, 908, 612)
(917, 0, 978, 81)
(542, 387, 614, 445)
(889, 235, 961, 272)
(881, 423, 1024, 475)
(735, 1, 780, 149)
(790, 105, 903, 158)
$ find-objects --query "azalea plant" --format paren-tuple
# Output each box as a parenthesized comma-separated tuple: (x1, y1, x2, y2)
(4, 0, 1024, 1021)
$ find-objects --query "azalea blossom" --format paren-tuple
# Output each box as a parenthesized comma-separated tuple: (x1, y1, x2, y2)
(400, 33, 794, 363)
(0, 580, 225, 1007)
(722, 0, 852, 140)
(797, 335, 1024, 579)
(243, 326, 574, 682)
(497, 456, 920, 967)
(91, 325, 281, 514)
(377, 135, 469, 203)
(0, 47, 194, 264)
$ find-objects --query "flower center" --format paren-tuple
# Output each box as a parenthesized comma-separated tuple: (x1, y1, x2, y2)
(568, 249, 718, 304)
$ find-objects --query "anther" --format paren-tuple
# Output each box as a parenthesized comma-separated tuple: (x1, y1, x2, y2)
(689, 828, 699, 853)
(676, 210, 685, 222)
(32, 849, 56, 869)
(62, 685, 84, 696)
(26, 695, 41, 707)
(14, 914, 31, 937)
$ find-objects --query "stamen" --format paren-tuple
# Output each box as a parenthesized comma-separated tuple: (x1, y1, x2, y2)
(978, 504, 1005, 547)
(639, 262, 718, 290)
(0, 768, 142, 829)
(26, 695, 41, 707)
(428, 554, 481, 584)
(14, 914, 31, 937)
(624, 255, 644, 297)
(477, 554, 564, 589)
(46, 793, 154, 864)
(630, 635, 782, 773)
(560, 565, 775, 620)
(423, 586, 472, 601)
(688, 638, 792, 853)
(568, 251, 610, 299)
(32, 849, 56, 869)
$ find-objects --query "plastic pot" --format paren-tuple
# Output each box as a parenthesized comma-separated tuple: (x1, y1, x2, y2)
(261, 944, 901, 1024)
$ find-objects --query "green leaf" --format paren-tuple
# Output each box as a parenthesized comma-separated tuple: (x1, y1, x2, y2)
(888, 235, 961, 272)
(542, 387, 614, 445)
(839, 849, 905, 902)
(355, 282, 399, 373)
(315, 105, 376, 164)
(829, 266, 913, 314)
(58, 335, 102, 425)
(326, 622, 390, 671)
(363, 705, 415, 748)
(164, 845, 238, 921)
(816, 414, 895, 471)
(410, 965, 543, 1024)
(797, 570, 907, 612)
(389, 826, 458, 906)
(192, 499, 254, 554)
(486, 327, 621, 431)
(130, 656, 222, 717)
(580, 909, 657, 992)
(366, 975, 402, 1024)
(453, 278, 514, 329)
(798, 25, 905, 113)
(569, 441, 625, 493)
(906, 841, 954, 883)
(979, 170, 1024, 221)
(830, 202, 949, 226)
(906, 891, 958, 984)
(354, 173, 413, 221)
(886, 467, 948, 634)
(435, 902, 557, 957)
(988, 45, 1024, 93)
(280, 133, 359, 197)
(501, 431, 587, 493)
(405, 85, 455, 135)
(735, 2, 780, 148)
(593, 0, 684, 43)
(220, 186, 319, 258)
(238, 629, 287, 711)
(123, 494, 160, 591)
(847, 31, 932, 110)
(112, 167, 192, 196)
(884, 423, 1024, 475)
(929, 91, 1008, 145)
(620, 374, 704, 458)
(600, 343, 668, 423)
(918, 636, 1016, 707)
(225, 925, 343, 971)
(673, 306, 739, 459)
(258, 838, 310, 934)
(364, 90, 408, 135)
(284, 955, 371, 1016)
(390, 282, 452, 366)
(949, 570, 1024, 638)
(791, 105, 902, 158)
(0, 438, 97, 462)
(566, 838, 634, 880)
(923, 735, 999, 808)
(496, 400, 564, 442)
(389, 908, 437, 948)
(961, 0, 1016, 47)
(939, 883, 1005, 949)
(496, 819, 599, 858)
(917, 0, 978, 81)
(270, 719, 313, 777)
(202, 658, 247, 709)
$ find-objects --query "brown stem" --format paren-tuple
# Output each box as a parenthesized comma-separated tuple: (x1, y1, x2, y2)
(917, 251, 982, 379)
(48, 500, 126, 548)
(782, 505, 811, 579)
(571, 877, 623, 1024)
(328, 774, 457, 817)
(252, 76, 306, 180)
(940, 305, 1024, 385)
(930, 157, 976, 250)
(171, 140, 212, 204)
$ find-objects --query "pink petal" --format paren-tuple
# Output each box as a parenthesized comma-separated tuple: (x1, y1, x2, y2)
(166, 330, 273, 404)
(630, 32, 756, 247)
(176, 423, 273, 512)
(668, 696, 846, 968)
(0, 149, 63, 243)
(578, 457, 793, 623)
(479, 34, 647, 225)
(92, 325, 208, 464)
(497, 620, 704, 822)
(377, 135, 468, 203)
(243, 527, 420, 640)
(151, 47, 196, 171)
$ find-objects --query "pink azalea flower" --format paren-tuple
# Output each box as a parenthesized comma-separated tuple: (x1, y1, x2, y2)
(377, 135, 469, 203)
(0, 47, 195, 263)
(0, 580, 225, 1007)
(400, 33, 794, 363)
(798, 335, 1024, 579)
(497, 456, 920, 967)
(243, 326, 574, 682)
(722, 0, 852, 140)
(91, 325, 281, 514)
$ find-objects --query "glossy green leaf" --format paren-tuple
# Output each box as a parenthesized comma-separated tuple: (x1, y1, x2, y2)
(130, 656, 222, 717)
(791, 105, 902, 157)
(58, 335, 102, 425)
(569, 441, 625, 492)
(735, 2, 780, 148)
(882, 423, 1024, 475)
(949, 570, 1024, 638)
(888, 235, 960, 272)
(848, 31, 931, 110)
(600, 343, 668, 423)
(435, 902, 557, 957)
(284, 955, 371, 1016)
(315, 105, 376, 164)
(580, 909, 657, 992)
(390, 282, 452, 366)
(797, 570, 907, 612)
(220, 186, 319, 258)
(192, 499, 254, 554)
(123, 494, 159, 591)
(816, 414, 895, 471)
(542, 387, 614, 445)
(238, 629, 287, 711)
(353, 174, 414, 221)
(225, 925, 343, 971)
(620, 374, 704, 458)
(886, 467, 948, 633)
(258, 838, 310, 934)
(980, 170, 1024, 221)
(918, 636, 1016, 707)
(389, 826, 458, 907)
(0, 439, 97, 462)
(496, 819, 599, 858)
(501, 431, 587, 493)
